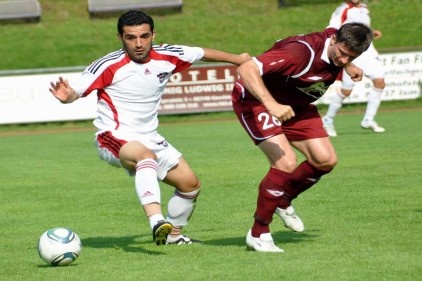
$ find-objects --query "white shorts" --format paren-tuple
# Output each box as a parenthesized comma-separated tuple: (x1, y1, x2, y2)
(342, 47, 385, 90)
(94, 130, 181, 180)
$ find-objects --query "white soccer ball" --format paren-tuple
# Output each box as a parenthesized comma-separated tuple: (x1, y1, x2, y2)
(38, 227, 82, 266)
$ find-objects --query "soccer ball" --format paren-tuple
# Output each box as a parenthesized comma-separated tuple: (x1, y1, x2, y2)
(38, 227, 82, 266)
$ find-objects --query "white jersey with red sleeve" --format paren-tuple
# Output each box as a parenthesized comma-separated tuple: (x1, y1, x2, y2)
(328, 2, 371, 28)
(328, 2, 377, 56)
(70, 44, 204, 134)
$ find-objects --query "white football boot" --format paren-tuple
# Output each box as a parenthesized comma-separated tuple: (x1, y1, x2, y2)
(361, 120, 385, 133)
(322, 116, 337, 137)
(275, 206, 305, 232)
(166, 234, 200, 245)
(246, 229, 283, 253)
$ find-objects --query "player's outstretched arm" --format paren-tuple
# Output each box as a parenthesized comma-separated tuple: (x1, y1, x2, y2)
(201, 48, 251, 66)
(49, 76, 79, 104)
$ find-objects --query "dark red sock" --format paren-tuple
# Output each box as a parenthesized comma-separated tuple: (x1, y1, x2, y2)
(280, 161, 332, 206)
(252, 168, 291, 237)
(277, 161, 332, 209)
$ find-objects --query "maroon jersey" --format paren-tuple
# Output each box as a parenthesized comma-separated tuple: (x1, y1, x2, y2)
(233, 28, 341, 108)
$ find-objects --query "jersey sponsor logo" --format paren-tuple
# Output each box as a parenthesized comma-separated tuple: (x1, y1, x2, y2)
(266, 189, 284, 197)
(296, 81, 329, 99)
(157, 72, 169, 83)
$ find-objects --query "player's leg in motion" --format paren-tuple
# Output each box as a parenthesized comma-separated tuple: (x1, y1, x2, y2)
(322, 88, 349, 137)
(361, 77, 386, 133)
(275, 160, 332, 230)
(323, 69, 355, 137)
(270, 134, 336, 233)
(163, 157, 201, 245)
(244, 134, 297, 252)
(119, 141, 172, 246)
(256, 136, 304, 234)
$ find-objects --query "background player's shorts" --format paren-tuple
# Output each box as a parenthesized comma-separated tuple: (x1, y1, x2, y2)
(95, 130, 181, 180)
(342, 48, 385, 90)
(232, 100, 328, 145)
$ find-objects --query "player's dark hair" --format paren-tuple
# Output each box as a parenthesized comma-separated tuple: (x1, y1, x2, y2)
(336, 22, 373, 54)
(117, 10, 154, 35)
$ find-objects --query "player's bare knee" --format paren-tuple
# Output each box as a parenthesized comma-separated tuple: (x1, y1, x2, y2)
(325, 158, 337, 170)
(272, 157, 297, 173)
(186, 178, 201, 192)
(172, 176, 201, 193)
(372, 78, 385, 89)
(309, 155, 337, 171)
(322, 158, 337, 171)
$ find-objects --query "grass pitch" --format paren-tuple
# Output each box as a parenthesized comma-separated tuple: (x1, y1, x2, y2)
(0, 107, 421, 281)
(0, 0, 421, 279)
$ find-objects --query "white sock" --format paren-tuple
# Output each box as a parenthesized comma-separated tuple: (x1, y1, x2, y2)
(325, 91, 346, 124)
(148, 213, 165, 230)
(166, 188, 201, 227)
(135, 159, 161, 206)
(363, 87, 383, 123)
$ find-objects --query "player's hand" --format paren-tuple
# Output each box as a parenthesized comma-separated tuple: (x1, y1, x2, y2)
(344, 63, 363, 82)
(267, 102, 295, 122)
(238, 53, 252, 65)
(49, 76, 78, 103)
(372, 30, 382, 40)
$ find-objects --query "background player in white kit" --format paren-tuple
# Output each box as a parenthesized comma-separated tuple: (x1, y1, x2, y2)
(49, 10, 250, 245)
(322, 0, 386, 136)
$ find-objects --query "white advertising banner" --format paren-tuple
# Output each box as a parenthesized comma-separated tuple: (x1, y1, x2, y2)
(0, 51, 421, 125)
(0, 72, 97, 124)
(319, 51, 422, 104)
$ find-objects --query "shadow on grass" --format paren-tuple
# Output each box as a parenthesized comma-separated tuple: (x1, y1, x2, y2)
(37, 263, 81, 268)
(202, 230, 320, 247)
(79, 230, 320, 251)
(81, 235, 165, 255)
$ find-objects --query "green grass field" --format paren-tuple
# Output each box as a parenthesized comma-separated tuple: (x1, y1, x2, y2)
(0, 0, 421, 280)
(1, 108, 421, 281)
(0, 0, 421, 71)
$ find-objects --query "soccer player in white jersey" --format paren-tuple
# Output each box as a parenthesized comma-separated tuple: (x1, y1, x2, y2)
(49, 10, 250, 246)
(322, 0, 386, 136)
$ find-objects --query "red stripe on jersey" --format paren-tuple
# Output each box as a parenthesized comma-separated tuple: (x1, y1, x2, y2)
(149, 49, 193, 74)
(97, 90, 120, 130)
(341, 3, 354, 24)
(82, 54, 131, 97)
(84, 56, 131, 130)
(96, 131, 127, 159)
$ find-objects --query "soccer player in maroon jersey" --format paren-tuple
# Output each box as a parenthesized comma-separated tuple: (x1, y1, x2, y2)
(231, 22, 373, 252)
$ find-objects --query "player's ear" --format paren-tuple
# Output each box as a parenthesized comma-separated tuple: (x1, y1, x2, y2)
(330, 35, 336, 46)
(117, 33, 123, 42)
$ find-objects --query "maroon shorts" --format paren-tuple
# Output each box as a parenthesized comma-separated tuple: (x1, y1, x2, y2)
(232, 100, 328, 145)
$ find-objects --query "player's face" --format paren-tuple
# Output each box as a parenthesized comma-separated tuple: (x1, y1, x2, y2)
(329, 39, 359, 67)
(118, 24, 155, 63)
